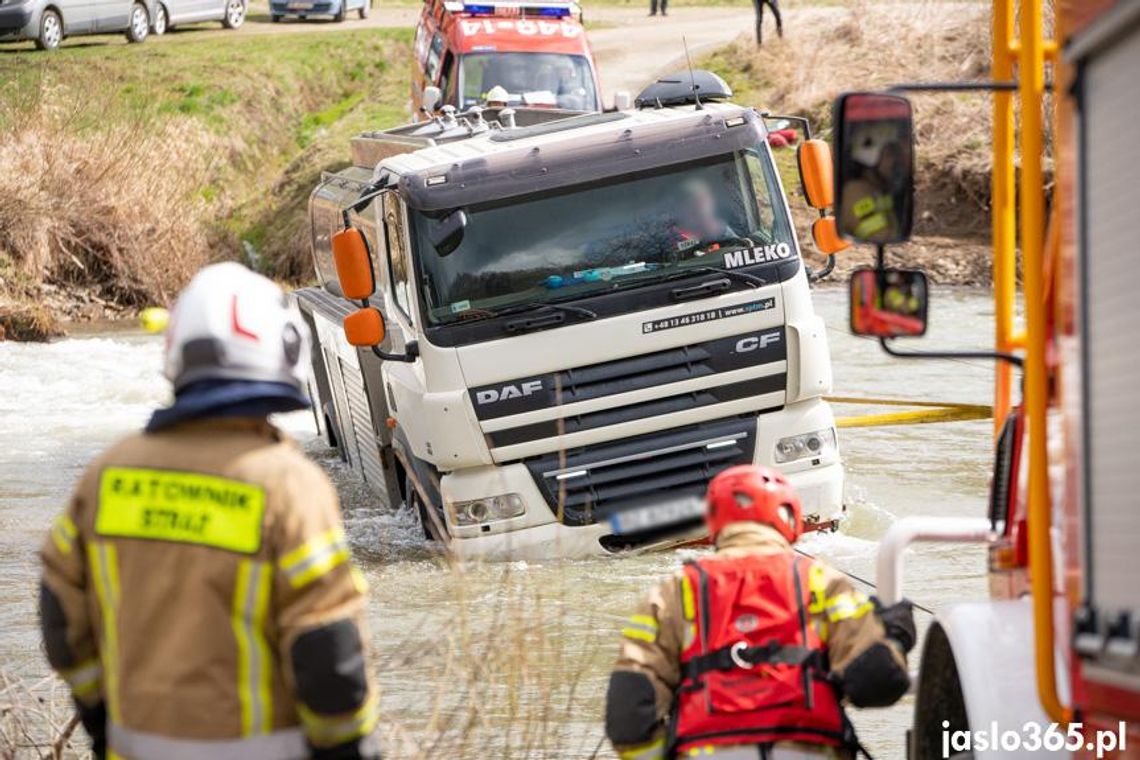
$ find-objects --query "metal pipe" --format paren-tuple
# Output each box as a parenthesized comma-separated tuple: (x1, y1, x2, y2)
(992, 0, 1016, 436)
(876, 518, 993, 605)
(1018, 0, 1073, 726)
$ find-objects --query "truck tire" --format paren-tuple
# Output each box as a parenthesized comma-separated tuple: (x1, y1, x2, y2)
(912, 623, 970, 759)
(357, 0, 368, 19)
(270, 12, 281, 21)
(34, 8, 63, 50)
(222, 0, 245, 29)
(125, 2, 149, 43)
(152, 3, 167, 34)
(332, 0, 345, 22)
(404, 472, 434, 541)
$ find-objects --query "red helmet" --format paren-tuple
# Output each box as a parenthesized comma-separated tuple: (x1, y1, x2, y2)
(705, 465, 803, 543)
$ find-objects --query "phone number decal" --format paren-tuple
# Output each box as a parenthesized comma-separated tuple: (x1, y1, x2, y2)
(642, 298, 775, 334)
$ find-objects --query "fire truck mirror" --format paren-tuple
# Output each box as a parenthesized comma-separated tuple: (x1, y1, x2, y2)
(429, 209, 468, 257)
(833, 92, 915, 245)
(848, 266, 928, 338)
(344, 307, 386, 348)
(422, 86, 442, 113)
(332, 227, 376, 300)
(797, 138, 835, 209)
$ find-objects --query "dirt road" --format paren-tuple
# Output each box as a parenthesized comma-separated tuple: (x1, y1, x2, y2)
(159, 3, 758, 99)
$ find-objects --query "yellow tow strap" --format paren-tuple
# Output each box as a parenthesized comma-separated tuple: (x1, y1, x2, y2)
(826, 396, 992, 429)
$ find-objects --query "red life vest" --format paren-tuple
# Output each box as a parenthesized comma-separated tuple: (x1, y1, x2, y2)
(672, 553, 851, 754)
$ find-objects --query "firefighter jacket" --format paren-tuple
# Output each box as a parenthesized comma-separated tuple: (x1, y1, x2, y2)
(605, 522, 910, 760)
(39, 417, 380, 760)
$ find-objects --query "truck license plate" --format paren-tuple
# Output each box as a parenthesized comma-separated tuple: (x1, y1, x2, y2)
(609, 496, 705, 535)
(288, 3, 312, 8)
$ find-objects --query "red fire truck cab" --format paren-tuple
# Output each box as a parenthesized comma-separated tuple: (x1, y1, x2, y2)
(411, 0, 603, 116)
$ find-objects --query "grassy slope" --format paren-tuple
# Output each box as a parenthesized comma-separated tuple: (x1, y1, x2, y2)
(0, 27, 411, 333)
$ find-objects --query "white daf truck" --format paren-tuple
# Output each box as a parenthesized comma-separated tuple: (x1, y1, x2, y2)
(297, 71, 849, 559)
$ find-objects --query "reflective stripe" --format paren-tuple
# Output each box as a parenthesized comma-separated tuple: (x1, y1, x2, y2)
(619, 737, 666, 760)
(806, 564, 873, 624)
(109, 723, 307, 760)
(297, 693, 379, 747)
(680, 575, 696, 621)
(622, 613, 659, 642)
(89, 542, 122, 723)
(279, 527, 349, 589)
(823, 593, 873, 623)
(232, 559, 273, 736)
(854, 212, 888, 239)
(51, 514, 79, 555)
(62, 658, 102, 698)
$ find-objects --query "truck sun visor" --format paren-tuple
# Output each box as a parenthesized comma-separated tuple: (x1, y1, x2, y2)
(400, 108, 766, 212)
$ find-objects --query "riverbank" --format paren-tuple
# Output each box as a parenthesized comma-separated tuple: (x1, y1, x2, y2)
(0, 27, 411, 339)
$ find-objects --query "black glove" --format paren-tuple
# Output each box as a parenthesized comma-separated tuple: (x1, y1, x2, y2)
(75, 699, 107, 759)
(309, 738, 382, 760)
(875, 597, 917, 655)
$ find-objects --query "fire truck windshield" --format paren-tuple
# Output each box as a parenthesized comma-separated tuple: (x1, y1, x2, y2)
(460, 52, 598, 111)
(412, 147, 796, 326)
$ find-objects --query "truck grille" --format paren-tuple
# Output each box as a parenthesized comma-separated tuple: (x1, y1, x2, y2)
(523, 416, 758, 527)
(473, 327, 786, 450)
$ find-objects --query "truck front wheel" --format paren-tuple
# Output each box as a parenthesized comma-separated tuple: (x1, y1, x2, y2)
(404, 472, 435, 541)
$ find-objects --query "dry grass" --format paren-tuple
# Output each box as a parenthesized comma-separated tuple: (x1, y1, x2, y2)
(0, 668, 84, 759)
(0, 89, 214, 310)
(705, 1, 997, 236)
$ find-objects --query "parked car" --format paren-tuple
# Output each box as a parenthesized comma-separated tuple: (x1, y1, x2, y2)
(151, 0, 245, 35)
(267, 0, 369, 23)
(0, 0, 154, 50)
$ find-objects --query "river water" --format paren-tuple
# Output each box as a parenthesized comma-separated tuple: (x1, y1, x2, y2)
(0, 287, 1000, 758)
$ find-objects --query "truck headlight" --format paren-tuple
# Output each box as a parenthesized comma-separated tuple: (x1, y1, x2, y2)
(774, 428, 837, 464)
(452, 493, 525, 526)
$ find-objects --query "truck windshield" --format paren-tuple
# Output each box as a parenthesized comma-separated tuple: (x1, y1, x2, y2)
(460, 52, 598, 111)
(411, 147, 795, 326)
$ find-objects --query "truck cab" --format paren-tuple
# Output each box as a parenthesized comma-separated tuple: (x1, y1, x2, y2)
(411, 0, 602, 116)
(299, 73, 848, 560)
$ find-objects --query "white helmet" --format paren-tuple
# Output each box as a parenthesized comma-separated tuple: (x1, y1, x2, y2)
(163, 262, 311, 394)
(485, 85, 510, 105)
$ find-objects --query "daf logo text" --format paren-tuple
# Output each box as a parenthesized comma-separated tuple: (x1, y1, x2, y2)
(476, 380, 544, 405)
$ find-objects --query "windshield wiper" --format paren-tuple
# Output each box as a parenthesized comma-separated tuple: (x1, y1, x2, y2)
(493, 301, 598, 319)
(614, 264, 767, 294)
(501, 302, 598, 334)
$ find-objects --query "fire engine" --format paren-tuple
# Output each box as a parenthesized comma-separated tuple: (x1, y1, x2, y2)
(297, 71, 852, 560)
(835, 1, 1140, 756)
(410, 0, 604, 116)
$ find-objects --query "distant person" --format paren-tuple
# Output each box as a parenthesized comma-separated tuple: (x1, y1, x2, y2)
(604, 465, 916, 760)
(39, 263, 381, 760)
(754, 0, 783, 45)
(649, 0, 667, 17)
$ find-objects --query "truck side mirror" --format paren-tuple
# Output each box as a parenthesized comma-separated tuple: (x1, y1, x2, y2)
(613, 90, 631, 111)
(811, 217, 850, 256)
(331, 228, 375, 300)
(797, 139, 834, 209)
(848, 266, 928, 338)
(833, 92, 915, 244)
(344, 307, 386, 347)
(422, 85, 442, 113)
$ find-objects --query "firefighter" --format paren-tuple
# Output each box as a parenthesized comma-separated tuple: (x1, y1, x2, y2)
(753, 0, 783, 46)
(39, 262, 381, 760)
(604, 465, 916, 759)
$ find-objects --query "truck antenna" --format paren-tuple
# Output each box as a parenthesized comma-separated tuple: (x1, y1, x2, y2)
(683, 36, 702, 110)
